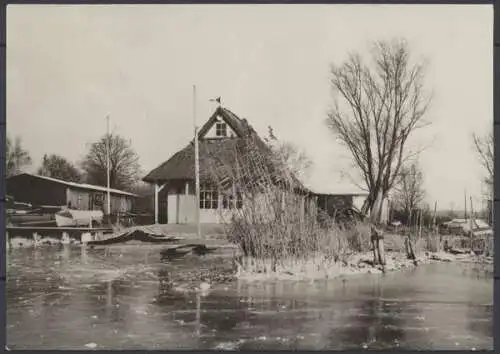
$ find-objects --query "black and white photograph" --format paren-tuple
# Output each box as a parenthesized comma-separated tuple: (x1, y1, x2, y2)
(5, 4, 493, 350)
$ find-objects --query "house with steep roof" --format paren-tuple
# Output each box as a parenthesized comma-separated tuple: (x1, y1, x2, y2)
(143, 105, 308, 224)
(143, 105, 393, 225)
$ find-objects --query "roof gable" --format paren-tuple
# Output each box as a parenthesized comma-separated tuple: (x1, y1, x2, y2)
(142, 106, 307, 193)
(198, 106, 249, 139)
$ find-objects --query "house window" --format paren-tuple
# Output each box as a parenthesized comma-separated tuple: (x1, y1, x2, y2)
(120, 198, 127, 212)
(200, 186, 218, 209)
(222, 192, 243, 209)
(215, 121, 227, 137)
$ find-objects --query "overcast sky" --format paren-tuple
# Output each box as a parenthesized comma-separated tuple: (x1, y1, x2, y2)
(7, 4, 492, 210)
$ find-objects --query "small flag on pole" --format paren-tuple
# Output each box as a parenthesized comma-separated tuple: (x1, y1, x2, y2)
(209, 97, 221, 104)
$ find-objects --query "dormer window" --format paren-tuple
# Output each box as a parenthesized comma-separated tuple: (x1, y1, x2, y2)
(215, 121, 227, 137)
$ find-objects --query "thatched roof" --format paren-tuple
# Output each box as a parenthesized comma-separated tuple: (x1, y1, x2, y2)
(142, 106, 307, 193)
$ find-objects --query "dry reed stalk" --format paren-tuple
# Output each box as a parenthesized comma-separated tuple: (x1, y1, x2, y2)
(203, 134, 372, 271)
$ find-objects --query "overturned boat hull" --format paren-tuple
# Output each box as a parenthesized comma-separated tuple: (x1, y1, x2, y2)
(87, 229, 180, 246)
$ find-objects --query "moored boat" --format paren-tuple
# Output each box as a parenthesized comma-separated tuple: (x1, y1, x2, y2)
(55, 209, 104, 227)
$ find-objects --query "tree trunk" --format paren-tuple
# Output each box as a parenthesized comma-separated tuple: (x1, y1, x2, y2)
(371, 225, 386, 268)
(377, 239, 386, 265)
(371, 238, 378, 265)
(405, 236, 416, 262)
(371, 189, 385, 224)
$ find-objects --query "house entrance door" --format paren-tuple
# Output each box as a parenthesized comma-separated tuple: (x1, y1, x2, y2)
(159, 200, 168, 224)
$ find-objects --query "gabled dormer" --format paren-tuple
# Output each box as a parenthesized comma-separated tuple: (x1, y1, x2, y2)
(198, 106, 247, 140)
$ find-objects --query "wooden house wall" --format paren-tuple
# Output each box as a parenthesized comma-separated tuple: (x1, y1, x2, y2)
(66, 188, 90, 210)
(316, 194, 354, 217)
(66, 187, 133, 214)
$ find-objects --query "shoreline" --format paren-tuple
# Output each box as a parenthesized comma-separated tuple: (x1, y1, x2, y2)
(234, 251, 493, 282)
(6, 236, 492, 285)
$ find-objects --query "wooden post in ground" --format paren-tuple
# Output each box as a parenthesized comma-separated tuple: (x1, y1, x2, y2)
(193, 85, 201, 240)
(371, 225, 386, 267)
(470, 196, 475, 251)
(32, 232, 41, 247)
(418, 209, 423, 240)
(432, 201, 439, 251)
(62, 232, 70, 245)
(195, 293, 201, 336)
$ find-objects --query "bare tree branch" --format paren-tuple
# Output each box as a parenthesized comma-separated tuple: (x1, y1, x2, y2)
(80, 133, 141, 191)
(472, 131, 493, 196)
(326, 38, 432, 222)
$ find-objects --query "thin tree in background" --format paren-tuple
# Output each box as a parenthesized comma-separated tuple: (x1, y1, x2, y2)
(37, 154, 82, 182)
(472, 130, 494, 226)
(326, 38, 432, 223)
(81, 133, 141, 191)
(265, 126, 313, 182)
(6, 135, 32, 177)
(393, 162, 426, 225)
(472, 131, 493, 194)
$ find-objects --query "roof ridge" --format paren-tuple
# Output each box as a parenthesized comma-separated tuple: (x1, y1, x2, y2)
(12, 173, 137, 196)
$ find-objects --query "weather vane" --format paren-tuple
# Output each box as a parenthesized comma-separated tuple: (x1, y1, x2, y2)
(209, 97, 221, 105)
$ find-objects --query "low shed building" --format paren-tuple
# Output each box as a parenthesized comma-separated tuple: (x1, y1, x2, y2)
(308, 186, 391, 224)
(6, 173, 137, 214)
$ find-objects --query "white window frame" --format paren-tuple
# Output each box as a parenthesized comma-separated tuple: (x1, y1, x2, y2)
(200, 185, 219, 209)
(215, 121, 227, 137)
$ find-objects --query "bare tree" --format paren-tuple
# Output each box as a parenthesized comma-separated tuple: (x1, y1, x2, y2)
(6, 135, 32, 177)
(265, 126, 313, 182)
(393, 162, 425, 224)
(37, 154, 82, 182)
(326, 39, 432, 223)
(472, 131, 493, 195)
(81, 133, 141, 191)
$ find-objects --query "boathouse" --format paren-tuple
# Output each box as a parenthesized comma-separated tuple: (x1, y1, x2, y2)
(143, 105, 309, 224)
(307, 185, 391, 224)
(6, 173, 137, 214)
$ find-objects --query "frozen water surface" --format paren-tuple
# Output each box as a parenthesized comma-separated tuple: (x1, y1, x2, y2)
(6, 244, 493, 350)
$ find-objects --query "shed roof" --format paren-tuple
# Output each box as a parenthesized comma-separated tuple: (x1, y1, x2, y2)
(302, 174, 370, 196)
(8, 173, 138, 197)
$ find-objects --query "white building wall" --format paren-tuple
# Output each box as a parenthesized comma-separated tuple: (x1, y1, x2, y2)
(203, 116, 237, 138)
(353, 195, 368, 211)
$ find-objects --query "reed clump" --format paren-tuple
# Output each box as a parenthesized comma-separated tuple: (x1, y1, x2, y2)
(206, 134, 372, 276)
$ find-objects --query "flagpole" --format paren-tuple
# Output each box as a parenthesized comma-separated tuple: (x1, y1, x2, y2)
(193, 85, 201, 240)
(106, 115, 111, 219)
